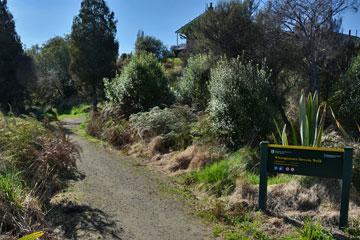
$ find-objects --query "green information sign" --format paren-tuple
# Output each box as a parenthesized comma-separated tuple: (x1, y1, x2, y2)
(258, 142, 353, 228)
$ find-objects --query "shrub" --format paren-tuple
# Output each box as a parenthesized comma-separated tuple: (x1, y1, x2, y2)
(104, 52, 173, 117)
(273, 91, 326, 147)
(330, 54, 360, 131)
(28, 133, 79, 196)
(208, 57, 273, 149)
(190, 114, 218, 146)
(129, 106, 195, 150)
(0, 113, 79, 197)
(177, 54, 214, 109)
(101, 118, 131, 147)
(0, 113, 79, 236)
(163, 57, 183, 87)
(86, 104, 133, 147)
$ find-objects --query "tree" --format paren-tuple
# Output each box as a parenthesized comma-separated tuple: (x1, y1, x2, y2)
(184, 0, 261, 59)
(0, 0, 27, 112)
(116, 53, 132, 73)
(256, 2, 303, 126)
(271, 0, 359, 93)
(70, 0, 119, 109)
(29, 36, 77, 108)
(135, 30, 169, 59)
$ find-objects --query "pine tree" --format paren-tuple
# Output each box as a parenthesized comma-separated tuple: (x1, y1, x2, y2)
(70, 0, 119, 109)
(0, 0, 26, 112)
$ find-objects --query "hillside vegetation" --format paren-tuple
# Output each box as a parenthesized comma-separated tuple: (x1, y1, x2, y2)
(1, 0, 360, 239)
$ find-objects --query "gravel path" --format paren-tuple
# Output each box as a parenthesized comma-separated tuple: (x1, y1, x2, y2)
(51, 118, 213, 240)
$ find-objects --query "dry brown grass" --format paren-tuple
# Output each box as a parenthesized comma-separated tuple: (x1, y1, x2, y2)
(27, 133, 80, 199)
(166, 145, 215, 172)
(227, 178, 360, 229)
(0, 114, 80, 238)
(0, 190, 45, 238)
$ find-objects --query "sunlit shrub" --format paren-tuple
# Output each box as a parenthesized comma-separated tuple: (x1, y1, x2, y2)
(129, 106, 195, 150)
(177, 54, 214, 109)
(190, 114, 218, 146)
(208, 57, 273, 149)
(104, 52, 173, 117)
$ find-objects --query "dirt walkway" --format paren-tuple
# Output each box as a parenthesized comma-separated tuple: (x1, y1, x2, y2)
(48, 118, 213, 240)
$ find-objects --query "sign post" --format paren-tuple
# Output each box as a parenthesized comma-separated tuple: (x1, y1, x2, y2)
(258, 142, 353, 229)
(259, 141, 269, 211)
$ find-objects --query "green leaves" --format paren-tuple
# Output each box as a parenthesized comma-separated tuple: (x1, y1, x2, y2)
(208, 57, 273, 149)
(298, 219, 333, 240)
(70, 0, 118, 105)
(18, 231, 44, 240)
(275, 90, 325, 147)
(104, 52, 172, 117)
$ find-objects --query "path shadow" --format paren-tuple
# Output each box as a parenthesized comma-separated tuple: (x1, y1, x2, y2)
(47, 203, 123, 240)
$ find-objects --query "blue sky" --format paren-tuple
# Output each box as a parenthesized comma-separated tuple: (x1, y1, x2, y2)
(7, 0, 360, 54)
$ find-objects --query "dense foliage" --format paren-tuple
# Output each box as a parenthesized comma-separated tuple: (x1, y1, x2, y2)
(135, 30, 170, 59)
(28, 36, 78, 109)
(129, 106, 195, 150)
(2, 0, 360, 238)
(70, 0, 119, 108)
(274, 91, 326, 147)
(331, 54, 360, 130)
(208, 57, 273, 148)
(0, 0, 33, 113)
(177, 54, 214, 109)
(185, 0, 260, 59)
(104, 52, 173, 117)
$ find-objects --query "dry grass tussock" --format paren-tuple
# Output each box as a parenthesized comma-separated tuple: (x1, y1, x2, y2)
(149, 144, 220, 173)
(0, 113, 80, 238)
(228, 178, 360, 228)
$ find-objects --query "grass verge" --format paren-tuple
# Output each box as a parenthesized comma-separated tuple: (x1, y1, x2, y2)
(58, 104, 90, 120)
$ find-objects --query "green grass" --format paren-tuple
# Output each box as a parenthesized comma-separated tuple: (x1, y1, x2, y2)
(297, 219, 334, 240)
(189, 148, 293, 196)
(244, 172, 293, 185)
(0, 170, 25, 208)
(58, 104, 90, 120)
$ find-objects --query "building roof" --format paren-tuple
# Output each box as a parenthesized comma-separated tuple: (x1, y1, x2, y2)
(175, 3, 214, 36)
